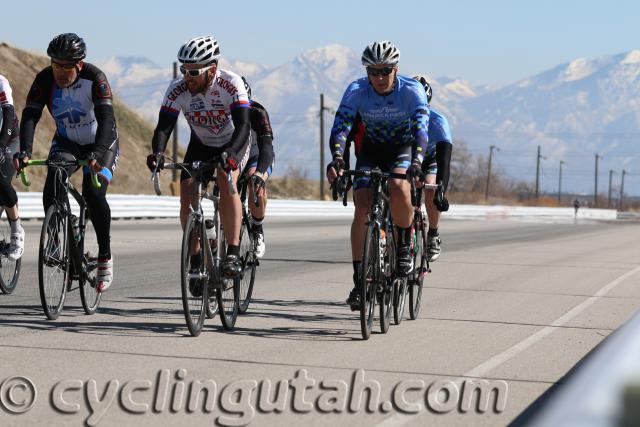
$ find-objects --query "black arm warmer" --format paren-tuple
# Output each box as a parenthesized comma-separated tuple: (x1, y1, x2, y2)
(94, 104, 117, 158)
(225, 108, 251, 159)
(256, 135, 274, 174)
(151, 111, 178, 153)
(19, 106, 43, 155)
(0, 105, 15, 147)
(436, 142, 452, 194)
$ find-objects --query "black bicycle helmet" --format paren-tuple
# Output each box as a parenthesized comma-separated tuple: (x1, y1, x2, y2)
(47, 33, 86, 62)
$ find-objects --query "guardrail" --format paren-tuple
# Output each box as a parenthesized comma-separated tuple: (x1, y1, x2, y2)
(15, 192, 617, 221)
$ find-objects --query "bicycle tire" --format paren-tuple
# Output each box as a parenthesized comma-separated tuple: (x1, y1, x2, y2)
(360, 222, 378, 340)
(180, 214, 208, 336)
(205, 210, 220, 319)
(379, 223, 394, 333)
(238, 219, 256, 314)
(393, 277, 408, 325)
(38, 205, 70, 320)
(217, 232, 239, 330)
(0, 208, 21, 294)
(79, 211, 102, 314)
(409, 215, 427, 320)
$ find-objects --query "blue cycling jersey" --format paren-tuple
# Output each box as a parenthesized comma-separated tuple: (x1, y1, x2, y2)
(329, 75, 430, 163)
(428, 107, 452, 149)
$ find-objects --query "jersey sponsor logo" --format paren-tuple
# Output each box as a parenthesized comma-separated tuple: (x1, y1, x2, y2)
(213, 90, 220, 97)
(52, 95, 88, 124)
(95, 80, 112, 98)
(215, 77, 238, 96)
(190, 99, 205, 110)
(167, 82, 188, 102)
(186, 109, 229, 134)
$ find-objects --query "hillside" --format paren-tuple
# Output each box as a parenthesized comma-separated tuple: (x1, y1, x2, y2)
(0, 42, 162, 195)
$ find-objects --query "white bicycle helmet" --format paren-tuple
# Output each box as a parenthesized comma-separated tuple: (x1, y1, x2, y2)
(361, 41, 400, 66)
(177, 35, 220, 65)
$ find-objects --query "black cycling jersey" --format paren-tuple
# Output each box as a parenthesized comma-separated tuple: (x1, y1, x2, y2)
(20, 62, 117, 161)
(248, 100, 274, 174)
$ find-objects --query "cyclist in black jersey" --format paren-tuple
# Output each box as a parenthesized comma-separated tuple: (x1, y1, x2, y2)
(240, 76, 275, 258)
(15, 33, 118, 292)
(0, 74, 24, 260)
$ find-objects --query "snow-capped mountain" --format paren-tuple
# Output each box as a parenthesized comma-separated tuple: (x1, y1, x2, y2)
(97, 46, 640, 193)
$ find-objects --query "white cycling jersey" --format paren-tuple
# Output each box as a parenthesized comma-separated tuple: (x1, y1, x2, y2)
(160, 68, 250, 148)
(0, 74, 14, 107)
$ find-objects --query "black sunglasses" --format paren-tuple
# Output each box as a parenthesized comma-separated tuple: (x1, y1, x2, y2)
(367, 67, 395, 77)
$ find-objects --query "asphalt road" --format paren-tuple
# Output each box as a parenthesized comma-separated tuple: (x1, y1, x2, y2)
(1, 217, 639, 426)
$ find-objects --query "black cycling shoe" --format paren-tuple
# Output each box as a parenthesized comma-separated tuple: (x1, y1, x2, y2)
(222, 254, 242, 277)
(396, 244, 414, 277)
(346, 286, 362, 311)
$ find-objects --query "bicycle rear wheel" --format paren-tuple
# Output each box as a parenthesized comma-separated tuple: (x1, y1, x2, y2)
(38, 206, 70, 320)
(379, 224, 394, 333)
(181, 214, 208, 336)
(238, 218, 256, 314)
(79, 211, 102, 314)
(393, 277, 408, 325)
(360, 222, 378, 340)
(0, 208, 21, 294)
(409, 216, 427, 320)
(217, 232, 239, 330)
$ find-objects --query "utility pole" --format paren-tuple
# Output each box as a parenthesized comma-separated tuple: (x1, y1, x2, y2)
(594, 154, 600, 207)
(485, 145, 498, 201)
(558, 160, 566, 203)
(535, 145, 545, 201)
(172, 62, 178, 183)
(619, 169, 626, 210)
(319, 94, 333, 200)
(608, 169, 615, 208)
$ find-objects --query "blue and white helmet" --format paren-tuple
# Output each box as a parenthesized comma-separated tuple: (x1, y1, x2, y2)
(361, 41, 400, 66)
(178, 35, 220, 65)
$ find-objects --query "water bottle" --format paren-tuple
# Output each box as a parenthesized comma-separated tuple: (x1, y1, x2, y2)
(71, 215, 80, 241)
(205, 219, 217, 252)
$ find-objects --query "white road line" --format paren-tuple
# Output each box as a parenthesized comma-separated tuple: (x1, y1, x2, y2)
(376, 264, 640, 427)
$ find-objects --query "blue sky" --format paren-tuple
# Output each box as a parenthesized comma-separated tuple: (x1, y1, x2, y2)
(3, 0, 639, 86)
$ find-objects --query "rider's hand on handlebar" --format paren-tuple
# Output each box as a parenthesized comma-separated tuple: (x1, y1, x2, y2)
(407, 160, 424, 187)
(250, 173, 267, 198)
(87, 152, 103, 173)
(146, 152, 165, 172)
(434, 185, 449, 212)
(221, 152, 239, 173)
(13, 151, 30, 173)
(326, 155, 345, 184)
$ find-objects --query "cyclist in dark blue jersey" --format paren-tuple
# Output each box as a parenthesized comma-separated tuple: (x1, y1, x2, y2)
(326, 41, 431, 310)
(414, 76, 452, 262)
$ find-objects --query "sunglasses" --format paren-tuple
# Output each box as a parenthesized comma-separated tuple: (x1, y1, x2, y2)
(51, 61, 78, 71)
(179, 65, 209, 77)
(367, 67, 395, 77)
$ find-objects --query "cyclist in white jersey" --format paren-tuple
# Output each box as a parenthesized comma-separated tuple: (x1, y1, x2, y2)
(0, 74, 24, 260)
(147, 35, 251, 277)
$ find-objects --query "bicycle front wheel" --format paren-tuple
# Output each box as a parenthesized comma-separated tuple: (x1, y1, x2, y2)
(79, 212, 102, 314)
(238, 219, 256, 314)
(0, 208, 21, 294)
(409, 216, 427, 320)
(38, 206, 70, 320)
(360, 222, 378, 340)
(181, 214, 208, 336)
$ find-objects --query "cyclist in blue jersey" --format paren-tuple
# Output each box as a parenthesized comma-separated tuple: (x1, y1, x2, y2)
(326, 41, 431, 310)
(413, 76, 452, 262)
